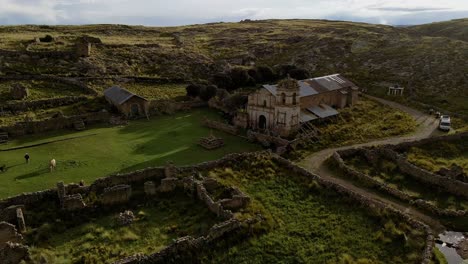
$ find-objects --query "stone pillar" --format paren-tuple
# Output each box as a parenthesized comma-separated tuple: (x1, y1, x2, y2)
(16, 209, 26, 233)
(164, 162, 176, 178)
(56, 181, 66, 205)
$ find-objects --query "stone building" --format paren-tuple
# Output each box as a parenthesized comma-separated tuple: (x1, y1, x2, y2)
(104, 86, 149, 118)
(388, 84, 404, 96)
(246, 73, 359, 137)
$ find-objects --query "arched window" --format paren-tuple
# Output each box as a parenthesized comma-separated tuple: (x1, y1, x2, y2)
(263, 100, 267, 107)
(281, 93, 286, 105)
(292, 93, 297, 105)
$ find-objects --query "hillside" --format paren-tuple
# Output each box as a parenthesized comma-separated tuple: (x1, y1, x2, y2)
(409, 18, 468, 42)
(0, 19, 467, 116)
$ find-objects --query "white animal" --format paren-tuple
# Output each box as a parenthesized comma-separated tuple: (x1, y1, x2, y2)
(49, 159, 56, 172)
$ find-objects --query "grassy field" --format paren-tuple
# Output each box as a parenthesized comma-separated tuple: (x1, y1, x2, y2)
(345, 155, 468, 211)
(0, 108, 260, 198)
(200, 155, 426, 263)
(315, 98, 417, 146)
(406, 140, 468, 181)
(27, 194, 218, 263)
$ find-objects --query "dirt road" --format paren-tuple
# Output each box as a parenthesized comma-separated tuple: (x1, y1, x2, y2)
(298, 95, 445, 231)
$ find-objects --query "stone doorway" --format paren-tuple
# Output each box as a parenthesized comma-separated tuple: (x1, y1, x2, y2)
(131, 104, 140, 116)
(259, 115, 267, 130)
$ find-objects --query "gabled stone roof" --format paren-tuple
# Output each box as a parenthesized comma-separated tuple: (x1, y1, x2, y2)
(263, 73, 357, 98)
(103, 86, 147, 105)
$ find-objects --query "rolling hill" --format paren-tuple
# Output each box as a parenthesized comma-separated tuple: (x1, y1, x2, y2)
(0, 19, 467, 116)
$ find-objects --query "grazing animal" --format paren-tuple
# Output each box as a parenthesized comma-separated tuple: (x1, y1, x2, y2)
(49, 159, 56, 172)
(0, 164, 5, 172)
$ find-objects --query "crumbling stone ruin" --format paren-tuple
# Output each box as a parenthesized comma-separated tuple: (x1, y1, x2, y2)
(10, 84, 29, 100)
(75, 40, 92, 57)
(0, 242, 30, 264)
(116, 210, 135, 226)
(0, 222, 29, 264)
(198, 134, 225, 150)
(57, 181, 86, 210)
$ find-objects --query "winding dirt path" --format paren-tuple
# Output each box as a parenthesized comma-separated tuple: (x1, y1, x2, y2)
(297, 95, 445, 231)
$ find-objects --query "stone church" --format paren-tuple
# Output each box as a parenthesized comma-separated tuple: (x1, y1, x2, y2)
(246, 74, 359, 137)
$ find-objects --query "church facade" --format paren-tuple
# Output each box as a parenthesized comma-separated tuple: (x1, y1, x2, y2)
(246, 74, 359, 137)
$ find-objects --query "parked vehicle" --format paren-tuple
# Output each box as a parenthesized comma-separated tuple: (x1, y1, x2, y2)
(439, 115, 451, 131)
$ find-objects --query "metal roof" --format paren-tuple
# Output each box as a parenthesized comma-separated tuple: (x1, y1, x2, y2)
(307, 104, 339, 118)
(262, 74, 356, 98)
(300, 110, 318, 123)
(103, 86, 147, 105)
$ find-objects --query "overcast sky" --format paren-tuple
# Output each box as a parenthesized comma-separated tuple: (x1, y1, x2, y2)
(0, 0, 467, 26)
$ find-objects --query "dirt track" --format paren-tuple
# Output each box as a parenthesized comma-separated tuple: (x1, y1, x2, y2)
(298, 95, 445, 231)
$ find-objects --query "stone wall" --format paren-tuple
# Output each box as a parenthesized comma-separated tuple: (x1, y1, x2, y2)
(0, 111, 110, 137)
(0, 75, 98, 96)
(150, 100, 207, 115)
(101, 185, 132, 205)
(389, 132, 468, 152)
(2, 96, 89, 112)
(247, 130, 290, 148)
(0, 49, 74, 59)
(202, 119, 239, 135)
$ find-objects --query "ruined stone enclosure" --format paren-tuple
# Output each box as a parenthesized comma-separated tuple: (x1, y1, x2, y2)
(0, 162, 254, 263)
(0, 152, 435, 264)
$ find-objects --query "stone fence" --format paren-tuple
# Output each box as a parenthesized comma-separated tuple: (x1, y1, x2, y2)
(0, 111, 110, 137)
(202, 119, 239, 135)
(149, 100, 207, 115)
(2, 96, 89, 112)
(0, 49, 74, 59)
(388, 132, 468, 152)
(0, 75, 98, 96)
(333, 149, 467, 218)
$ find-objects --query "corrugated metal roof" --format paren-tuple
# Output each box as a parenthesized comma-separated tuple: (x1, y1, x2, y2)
(307, 104, 339, 118)
(103, 86, 147, 105)
(300, 110, 318, 123)
(262, 74, 356, 98)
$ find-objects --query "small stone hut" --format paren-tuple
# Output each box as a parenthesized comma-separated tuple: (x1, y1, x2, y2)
(104, 86, 149, 118)
(10, 84, 29, 100)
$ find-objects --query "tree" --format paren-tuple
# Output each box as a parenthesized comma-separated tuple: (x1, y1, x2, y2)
(213, 73, 234, 90)
(256, 66, 277, 82)
(199, 85, 218, 101)
(289, 68, 310, 80)
(224, 94, 248, 112)
(231, 67, 256, 88)
(186, 84, 202, 98)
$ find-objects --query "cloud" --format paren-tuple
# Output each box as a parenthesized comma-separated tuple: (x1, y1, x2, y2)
(0, 0, 466, 26)
(368, 6, 451, 12)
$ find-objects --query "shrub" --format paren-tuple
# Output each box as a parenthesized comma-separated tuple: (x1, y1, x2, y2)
(231, 67, 256, 88)
(213, 73, 234, 90)
(224, 94, 248, 112)
(186, 84, 202, 97)
(199, 85, 218, 101)
(256, 66, 277, 82)
(288, 68, 310, 79)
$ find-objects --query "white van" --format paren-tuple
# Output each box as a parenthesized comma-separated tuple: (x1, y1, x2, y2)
(439, 115, 451, 131)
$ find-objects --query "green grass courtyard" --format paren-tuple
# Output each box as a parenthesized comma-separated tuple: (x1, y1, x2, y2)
(0, 108, 260, 199)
